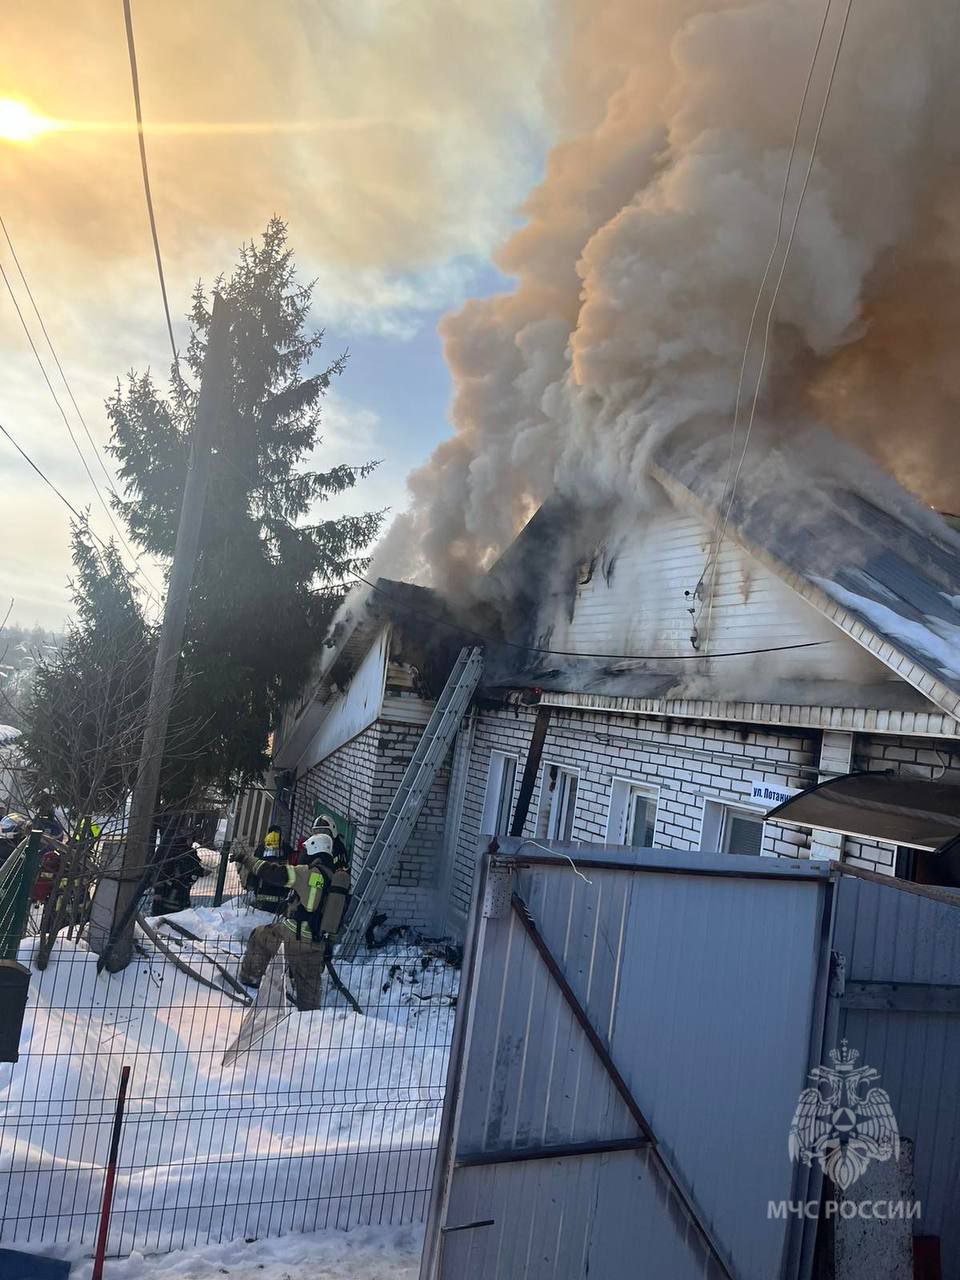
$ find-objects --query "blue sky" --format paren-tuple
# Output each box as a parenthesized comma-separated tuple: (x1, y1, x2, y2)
(0, 0, 554, 628)
(316, 260, 512, 525)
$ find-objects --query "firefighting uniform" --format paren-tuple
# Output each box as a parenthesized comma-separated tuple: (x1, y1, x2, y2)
(238, 844, 350, 1010)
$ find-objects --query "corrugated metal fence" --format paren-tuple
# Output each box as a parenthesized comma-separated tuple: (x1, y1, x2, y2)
(421, 841, 960, 1280)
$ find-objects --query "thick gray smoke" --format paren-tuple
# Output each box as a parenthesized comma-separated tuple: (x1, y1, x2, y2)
(378, 0, 960, 593)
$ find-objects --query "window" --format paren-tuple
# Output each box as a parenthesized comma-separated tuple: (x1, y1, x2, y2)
(537, 764, 579, 841)
(481, 752, 518, 836)
(701, 800, 766, 856)
(606, 780, 659, 847)
(721, 808, 764, 855)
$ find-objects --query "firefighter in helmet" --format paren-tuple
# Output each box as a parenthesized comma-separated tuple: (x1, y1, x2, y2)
(244, 825, 292, 914)
(236, 816, 350, 1010)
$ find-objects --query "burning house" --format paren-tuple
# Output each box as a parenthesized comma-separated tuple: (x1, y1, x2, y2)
(270, 423, 960, 939)
(268, 1, 960, 940)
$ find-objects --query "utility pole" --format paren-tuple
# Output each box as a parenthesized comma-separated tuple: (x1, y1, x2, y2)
(99, 294, 232, 972)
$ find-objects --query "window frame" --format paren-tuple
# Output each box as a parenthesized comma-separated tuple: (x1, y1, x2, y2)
(536, 762, 581, 842)
(605, 778, 660, 848)
(481, 751, 520, 837)
(700, 798, 768, 857)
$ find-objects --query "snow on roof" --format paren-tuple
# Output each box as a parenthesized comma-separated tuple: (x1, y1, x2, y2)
(654, 422, 960, 715)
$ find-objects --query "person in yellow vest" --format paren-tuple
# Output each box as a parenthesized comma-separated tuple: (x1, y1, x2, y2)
(236, 819, 350, 1010)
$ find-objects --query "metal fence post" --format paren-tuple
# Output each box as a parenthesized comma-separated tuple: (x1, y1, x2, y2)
(0, 829, 43, 961)
(212, 839, 231, 907)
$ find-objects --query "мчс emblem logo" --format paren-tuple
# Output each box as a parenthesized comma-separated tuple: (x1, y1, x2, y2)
(789, 1041, 899, 1192)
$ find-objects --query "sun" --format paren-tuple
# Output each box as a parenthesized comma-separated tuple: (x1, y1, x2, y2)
(0, 99, 54, 143)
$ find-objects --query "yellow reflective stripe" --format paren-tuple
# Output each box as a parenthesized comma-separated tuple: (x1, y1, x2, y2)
(304, 871, 324, 913)
(285, 866, 297, 888)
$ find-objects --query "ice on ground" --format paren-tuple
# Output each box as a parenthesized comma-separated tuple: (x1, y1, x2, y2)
(0, 901, 457, 1258)
(52, 1223, 423, 1279)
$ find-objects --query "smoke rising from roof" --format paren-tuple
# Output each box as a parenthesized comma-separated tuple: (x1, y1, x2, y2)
(380, 0, 960, 591)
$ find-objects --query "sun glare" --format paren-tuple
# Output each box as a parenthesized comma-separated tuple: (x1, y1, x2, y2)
(0, 98, 54, 143)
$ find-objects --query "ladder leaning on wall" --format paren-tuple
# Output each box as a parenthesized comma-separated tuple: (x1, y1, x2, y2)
(336, 646, 484, 960)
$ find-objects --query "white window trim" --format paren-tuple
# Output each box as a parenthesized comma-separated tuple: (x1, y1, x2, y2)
(699, 798, 771, 857)
(481, 751, 519, 837)
(605, 777, 660, 847)
(536, 761, 581, 842)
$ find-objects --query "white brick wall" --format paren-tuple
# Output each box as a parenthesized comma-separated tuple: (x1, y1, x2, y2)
(291, 710, 960, 937)
(292, 717, 449, 934)
(844, 733, 960, 875)
(451, 712, 960, 913)
(450, 706, 820, 917)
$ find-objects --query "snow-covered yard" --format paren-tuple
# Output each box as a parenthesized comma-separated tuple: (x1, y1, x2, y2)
(0, 903, 456, 1267)
(51, 1223, 422, 1278)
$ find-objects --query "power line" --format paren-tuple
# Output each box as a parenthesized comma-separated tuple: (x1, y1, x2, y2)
(707, 0, 836, 577)
(721, 0, 855, 541)
(0, 418, 158, 630)
(353, 573, 832, 662)
(698, 0, 854, 630)
(0, 216, 129, 503)
(0, 419, 103, 531)
(121, 0, 180, 377)
(0, 213, 164, 605)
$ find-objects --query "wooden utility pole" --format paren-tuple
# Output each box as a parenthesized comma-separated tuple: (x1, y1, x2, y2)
(100, 294, 232, 972)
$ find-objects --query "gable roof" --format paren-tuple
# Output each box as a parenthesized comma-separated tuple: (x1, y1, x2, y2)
(652, 422, 960, 722)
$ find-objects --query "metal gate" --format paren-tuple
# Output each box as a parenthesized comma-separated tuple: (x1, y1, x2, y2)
(422, 842, 836, 1280)
(832, 872, 960, 1274)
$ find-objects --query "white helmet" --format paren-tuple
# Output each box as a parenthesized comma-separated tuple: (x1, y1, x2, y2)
(304, 832, 333, 862)
(312, 815, 337, 838)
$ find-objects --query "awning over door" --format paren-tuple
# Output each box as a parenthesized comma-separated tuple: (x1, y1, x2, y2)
(766, 772, 960, 852)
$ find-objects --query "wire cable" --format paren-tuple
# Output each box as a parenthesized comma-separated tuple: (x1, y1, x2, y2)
(122, 0, 180, 377)
(698, 0, 854, 640)
(352, 573, 832, 662)
(704, 0, 836, 587)
(0, 214, 164, 605)
(0, 215, 134, 506)
(0, 422, 164, 645)
(0, 419, 104, 531)
(722, 0, 855, 540)
(0, 258, 163, 609)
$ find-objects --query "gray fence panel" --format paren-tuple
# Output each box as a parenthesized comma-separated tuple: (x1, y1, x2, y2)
(457, 904, 639, 1155)
(442, 1151, 709, 1280)
(429, 846, 834, 1280)
(834, 875, 960, 1278)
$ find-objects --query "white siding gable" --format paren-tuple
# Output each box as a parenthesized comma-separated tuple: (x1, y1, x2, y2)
(546, 507, 890, 685)
(298, 626, 390, 770)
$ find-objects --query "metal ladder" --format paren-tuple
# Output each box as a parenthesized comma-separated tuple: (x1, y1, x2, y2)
(337, 646, 484, 959)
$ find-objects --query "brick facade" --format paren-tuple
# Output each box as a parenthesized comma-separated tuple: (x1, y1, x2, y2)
(450, 706, 820, 919)
(842, 733, 960, 874)
(287, 702, 960, 939)
(447, 708, 960, 925)
(290, 718, 449, 934)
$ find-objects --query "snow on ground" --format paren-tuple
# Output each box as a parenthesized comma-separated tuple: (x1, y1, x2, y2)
(0, 901, 457, 1263)
(53, 1223, 422, 1279)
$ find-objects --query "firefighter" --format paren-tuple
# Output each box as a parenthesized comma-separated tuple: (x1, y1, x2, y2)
(151, 836, 204, 916)
(244, 825, 293, 913)
(236, 818, 350, 1010)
